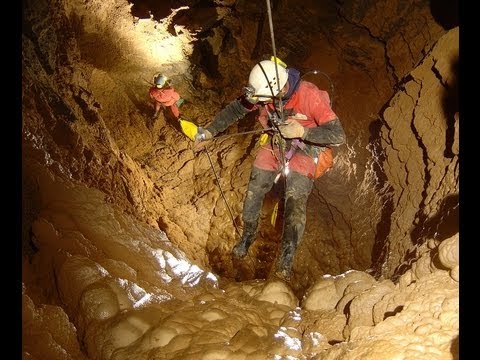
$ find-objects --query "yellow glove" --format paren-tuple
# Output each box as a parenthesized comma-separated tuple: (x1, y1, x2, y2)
(278, 119, 305, 139)
(179, 119, 199, 141)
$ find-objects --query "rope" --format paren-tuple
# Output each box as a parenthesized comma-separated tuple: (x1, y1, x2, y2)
(204, 147, 242, 237)
(265, 0, 288, 238)
(199, 1, 288, 243)
(265, 0, 287, 168)
(199, 127, 277, 238)
(210, 127, 276, 141)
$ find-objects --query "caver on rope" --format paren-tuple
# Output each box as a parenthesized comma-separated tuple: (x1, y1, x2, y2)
(193, 57, 346, 281)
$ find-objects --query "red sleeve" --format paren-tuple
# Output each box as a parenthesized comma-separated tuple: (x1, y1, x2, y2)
(298, 82, 337, 125)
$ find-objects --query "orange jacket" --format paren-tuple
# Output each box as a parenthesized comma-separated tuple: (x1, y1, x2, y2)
(149, 87, 180, 107)
(258, 81, 337, 129)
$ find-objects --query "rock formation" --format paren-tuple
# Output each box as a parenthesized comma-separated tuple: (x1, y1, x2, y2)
(22, 0, 459, 358)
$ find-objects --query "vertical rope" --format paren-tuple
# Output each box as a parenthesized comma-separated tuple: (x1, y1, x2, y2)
(265, 0, 284, 121)
(265, 0, 288, 266)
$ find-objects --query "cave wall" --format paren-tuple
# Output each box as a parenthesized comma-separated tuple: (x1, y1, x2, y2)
(22, 0, 213, 270)
(376, 27, 459, 278)
(21, 0, 459, 358)
(189, 0, 449, 286)
(23, 0, 456, 290)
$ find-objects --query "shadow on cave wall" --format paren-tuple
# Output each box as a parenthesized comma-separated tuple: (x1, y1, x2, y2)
(130, 0, 182, 20)
(410, 51, 459, 246)
(367, 112, 394, 279)
(191, 39, 222, 80)
(249, 0, 283, 60)
(442, 57, 459, 159)
(429, 0, 459, 30)
(390, 194, 459, 280)
(130, 0, 224, 37)
(411, 194, 459, 245)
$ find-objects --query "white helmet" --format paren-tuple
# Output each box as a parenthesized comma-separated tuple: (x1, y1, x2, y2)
(248, 60, 288, 101)
(153, 73, 170, 88)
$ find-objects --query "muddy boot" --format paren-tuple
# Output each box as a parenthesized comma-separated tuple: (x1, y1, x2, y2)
(274, 268, 292, 282)
(275, 215, 301, 281)
(232, 221, 258, 259)
(275, 229, 298, 281)
(275, 185, 310, 280)
(232, 167, 277, 260)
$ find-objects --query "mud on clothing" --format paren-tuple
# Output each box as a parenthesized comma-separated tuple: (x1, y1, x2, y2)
(206, 79, 345, 179)
(255, 81, 343, 178)
(207, 69, 346, 276)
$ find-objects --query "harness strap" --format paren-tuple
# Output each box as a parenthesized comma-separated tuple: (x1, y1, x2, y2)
(285, 139, 304, 160)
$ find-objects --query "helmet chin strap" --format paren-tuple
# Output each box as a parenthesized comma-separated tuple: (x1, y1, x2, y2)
(280, 81, 289, 98)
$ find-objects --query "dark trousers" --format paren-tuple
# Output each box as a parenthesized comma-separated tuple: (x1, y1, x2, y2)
(241, 166, 314, 273)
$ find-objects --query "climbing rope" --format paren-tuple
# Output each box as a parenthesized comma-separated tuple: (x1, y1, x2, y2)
(264, 0, 289, 233)
(199, 126, 276, 237)
(204, 147, 242, 237)
(211, 127, 275, 140)
(201, 0, 288, 240)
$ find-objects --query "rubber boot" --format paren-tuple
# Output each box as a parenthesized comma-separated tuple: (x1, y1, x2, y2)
(275, 222, 300, 281)
(232, 221, 257, 259)
(275, 172, 313, 280)
(232, 167, 277, 260)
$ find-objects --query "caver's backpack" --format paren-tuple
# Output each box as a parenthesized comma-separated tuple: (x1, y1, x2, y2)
(314, 146, 334, 178)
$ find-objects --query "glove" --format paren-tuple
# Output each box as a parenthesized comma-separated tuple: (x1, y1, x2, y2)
(175, 98, 185, 108)
(278, 119, 305, 139)
(243, 86, 258, 104)
(194, 127, 213, 142)
(245, 94, 258, 105)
